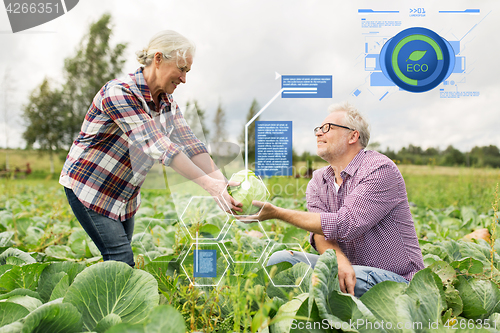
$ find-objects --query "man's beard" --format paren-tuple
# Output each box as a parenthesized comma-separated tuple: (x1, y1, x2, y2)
(317, 136, 348, 163)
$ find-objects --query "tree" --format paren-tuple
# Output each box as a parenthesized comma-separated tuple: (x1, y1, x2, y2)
(213, 101, 226, 142)
(21, 14, 127, 174)
(423, 147, 440, 156)
(184, 100, 209, 143)
(239, 99, 260, 164)
(470, 145, 500, 168)
(407, 144, 423, 155)
(22, 79, 64, 173)
(211, 101, 232, 177)
(381, 147, 397, 161)
(61, 13, 127, 147)
(442, 145, 465, 166)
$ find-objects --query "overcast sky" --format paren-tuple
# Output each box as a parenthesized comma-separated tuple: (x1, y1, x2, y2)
(1, 0, 499, 155)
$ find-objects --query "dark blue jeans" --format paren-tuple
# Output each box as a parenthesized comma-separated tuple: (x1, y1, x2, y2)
(64, 187, 135, 267)
(267, 250, 408, 297)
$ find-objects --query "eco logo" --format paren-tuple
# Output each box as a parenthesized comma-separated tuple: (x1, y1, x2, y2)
(3, 0, 78, 33)
(380, 27, 455, 93)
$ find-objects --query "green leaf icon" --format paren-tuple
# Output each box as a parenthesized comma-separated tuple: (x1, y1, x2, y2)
(406, 50, 427, 61)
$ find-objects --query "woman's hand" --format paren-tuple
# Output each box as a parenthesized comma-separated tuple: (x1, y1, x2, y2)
(206, 178, 243, 213)
(187, 153, 243, 213)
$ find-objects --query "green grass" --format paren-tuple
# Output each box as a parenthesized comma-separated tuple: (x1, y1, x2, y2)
(399, 165, 500, 213)
(0, 149, 65, 172)
(1, 149, 499, 214)
(2, 167, 498, 215)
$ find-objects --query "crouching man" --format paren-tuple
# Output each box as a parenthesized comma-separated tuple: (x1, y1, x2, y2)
(238, 102, 424, 297)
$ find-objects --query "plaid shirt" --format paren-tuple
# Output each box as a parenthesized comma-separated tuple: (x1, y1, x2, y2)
(307, 150, 424, 280)
(60, 68, 208, 221)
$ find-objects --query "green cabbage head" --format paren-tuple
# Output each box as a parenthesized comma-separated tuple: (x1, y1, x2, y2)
(228, 170, 267, 215)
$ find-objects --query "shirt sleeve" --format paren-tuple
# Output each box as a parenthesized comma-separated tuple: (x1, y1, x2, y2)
(169, 104, 209, 158)
(320, 163, 403, 242)
(101, 84, 182, 166)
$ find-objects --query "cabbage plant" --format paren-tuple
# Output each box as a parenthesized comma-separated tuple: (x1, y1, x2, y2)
(228, 170, 267, 215)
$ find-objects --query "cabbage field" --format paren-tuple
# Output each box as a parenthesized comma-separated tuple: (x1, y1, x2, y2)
(0, 167, 499, 333)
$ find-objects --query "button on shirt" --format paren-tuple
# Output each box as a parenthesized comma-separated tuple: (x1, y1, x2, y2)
(60, 68, 208, 222)
(307, 150, 424, 280)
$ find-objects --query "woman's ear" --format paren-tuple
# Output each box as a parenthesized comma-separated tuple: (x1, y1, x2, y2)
(154, 52, 162, 68)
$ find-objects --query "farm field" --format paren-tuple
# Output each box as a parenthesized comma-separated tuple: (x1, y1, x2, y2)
(0, 149, 64, 175)
(0, 162, 499, 332)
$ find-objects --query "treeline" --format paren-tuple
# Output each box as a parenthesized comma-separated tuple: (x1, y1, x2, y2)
(294, 144, 500, 168)
(381, 144, 500, 168)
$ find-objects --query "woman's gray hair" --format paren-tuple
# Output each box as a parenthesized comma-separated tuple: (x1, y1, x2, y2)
(328, 101, 370, 148)
(136, 30, 196, 66)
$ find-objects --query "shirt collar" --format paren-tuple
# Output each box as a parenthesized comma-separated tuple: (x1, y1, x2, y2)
(132, 67, 176, 114)
(342, 149, 366, 177)
(132, 67, 153, 103)
(322, 149, 366, 182)
(323, 165, 335, 183)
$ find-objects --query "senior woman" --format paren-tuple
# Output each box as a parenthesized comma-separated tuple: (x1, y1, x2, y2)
(59, 30, 241, 267)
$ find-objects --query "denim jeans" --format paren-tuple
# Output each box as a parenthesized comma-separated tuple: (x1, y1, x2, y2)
(64, 187, 135, 267)
(267, 250, 408, 297)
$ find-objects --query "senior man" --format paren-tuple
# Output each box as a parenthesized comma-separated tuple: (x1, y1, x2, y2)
(240, 102, 424, 297)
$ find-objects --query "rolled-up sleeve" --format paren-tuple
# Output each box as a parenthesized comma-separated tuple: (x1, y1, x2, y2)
(320, 164, 402, 242)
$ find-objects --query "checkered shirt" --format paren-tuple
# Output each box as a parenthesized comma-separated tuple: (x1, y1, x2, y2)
(60, 68, 208, 221)
(307, 150, 424, 280)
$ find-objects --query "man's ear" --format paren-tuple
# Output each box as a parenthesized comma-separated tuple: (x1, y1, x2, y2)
(348, 131, 360, 144)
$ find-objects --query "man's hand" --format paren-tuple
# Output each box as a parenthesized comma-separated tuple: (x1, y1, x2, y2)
(337, 255, 356, 296)
(236, 201, 323, 234)
(234, 200, 277, 222)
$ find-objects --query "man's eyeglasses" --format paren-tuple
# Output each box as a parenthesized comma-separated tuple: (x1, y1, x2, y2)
(313, 123, 355, 135)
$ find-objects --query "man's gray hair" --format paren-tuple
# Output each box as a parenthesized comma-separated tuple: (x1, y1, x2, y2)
(328, 101, 370, 148)
(136, 30, 196, 66)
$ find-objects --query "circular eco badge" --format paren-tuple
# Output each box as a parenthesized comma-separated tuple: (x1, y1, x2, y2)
(380, 27, 455, 93)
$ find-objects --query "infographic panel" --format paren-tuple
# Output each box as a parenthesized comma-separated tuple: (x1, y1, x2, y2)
(255, 121, 293, 177)
(281, 75, 333, 98)
(354, 6, 488, 100)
